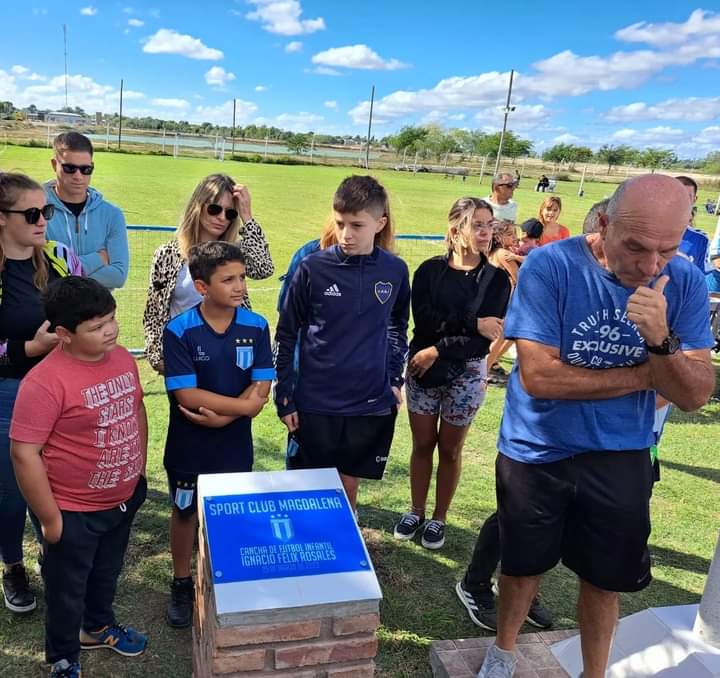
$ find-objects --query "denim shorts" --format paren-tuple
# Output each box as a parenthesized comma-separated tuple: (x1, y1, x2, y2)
(406, 358, 487, 427)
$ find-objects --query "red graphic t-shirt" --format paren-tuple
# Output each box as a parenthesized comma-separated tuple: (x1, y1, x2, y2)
(11, 344, 145, 511)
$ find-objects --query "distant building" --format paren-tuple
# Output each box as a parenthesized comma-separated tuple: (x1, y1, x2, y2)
(46, 111, 85, 125)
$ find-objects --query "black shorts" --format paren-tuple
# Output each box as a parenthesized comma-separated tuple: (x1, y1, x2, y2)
(496, 449, 654, 593)
(288, 410, 398, 480)
(167, 470, 199, 518)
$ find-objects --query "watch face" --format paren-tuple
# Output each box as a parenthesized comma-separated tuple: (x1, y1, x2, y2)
(667, 333, 681, 354)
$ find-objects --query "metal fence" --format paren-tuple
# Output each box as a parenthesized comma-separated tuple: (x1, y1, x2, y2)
(117, 227, 446, 355)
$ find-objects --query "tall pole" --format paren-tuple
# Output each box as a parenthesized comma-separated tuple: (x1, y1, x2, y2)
(493, 69, 515, 177)
(479, 154, 488, 184)
(578, 164, 588, 197)
(63, 24, 69, 109)
(231, 98, 237, 157)
(117, 79, 123, 149)
(694, 532, 720, 648)
(365, 85, 375, 170)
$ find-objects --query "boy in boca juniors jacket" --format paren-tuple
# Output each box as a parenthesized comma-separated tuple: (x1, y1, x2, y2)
(275, 175, 410, 511)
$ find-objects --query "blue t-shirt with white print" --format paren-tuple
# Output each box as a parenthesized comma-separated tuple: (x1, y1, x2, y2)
(498, 236, 714, 463)
(163, 304, 275, 474)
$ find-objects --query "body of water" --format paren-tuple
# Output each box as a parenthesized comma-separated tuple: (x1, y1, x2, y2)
(86, 133, 378, 160)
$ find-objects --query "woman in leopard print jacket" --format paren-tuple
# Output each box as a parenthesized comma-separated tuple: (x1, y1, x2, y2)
(143, 173, 273, 372)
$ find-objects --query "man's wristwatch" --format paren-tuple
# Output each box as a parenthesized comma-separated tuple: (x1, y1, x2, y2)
(646, 331, 680, 355)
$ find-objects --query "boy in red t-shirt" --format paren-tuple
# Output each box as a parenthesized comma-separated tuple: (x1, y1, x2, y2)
(10, 277, 147, 678)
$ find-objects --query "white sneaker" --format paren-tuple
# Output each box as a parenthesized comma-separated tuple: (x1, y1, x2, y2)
(476, 644, 517, 678)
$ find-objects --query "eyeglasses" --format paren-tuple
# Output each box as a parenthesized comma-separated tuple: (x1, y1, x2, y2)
(495, 182, 516, 189)
(1, 204, 55, 224)
(206, 204, 239, 221)
(472, 221, 495, 231)
(59, 161, 94, 175)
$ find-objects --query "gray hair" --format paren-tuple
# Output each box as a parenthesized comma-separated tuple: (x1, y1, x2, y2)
(491, 172, 515, 188)
(582, 198, 610, 234)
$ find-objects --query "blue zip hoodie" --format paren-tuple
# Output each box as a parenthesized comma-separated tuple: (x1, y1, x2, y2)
(44, 181, 129, 289)
(275, 244, 410, 417)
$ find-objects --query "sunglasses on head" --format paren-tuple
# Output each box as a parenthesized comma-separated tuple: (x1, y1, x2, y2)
(1, 204, 55, 224)
(206, 204, 239, 221)
(58, 161, 94, 175)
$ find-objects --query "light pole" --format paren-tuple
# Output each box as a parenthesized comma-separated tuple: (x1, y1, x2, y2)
(493, 69, 515, 178)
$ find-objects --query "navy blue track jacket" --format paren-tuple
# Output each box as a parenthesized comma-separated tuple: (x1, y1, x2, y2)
(275, 244, 410, 417)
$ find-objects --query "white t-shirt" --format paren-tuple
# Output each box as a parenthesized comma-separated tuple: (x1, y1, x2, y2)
(486, 196, 518, 223)
(170, 263, 203, 318)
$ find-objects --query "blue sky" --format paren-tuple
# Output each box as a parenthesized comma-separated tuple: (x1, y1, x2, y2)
(1, 1, 719, 157)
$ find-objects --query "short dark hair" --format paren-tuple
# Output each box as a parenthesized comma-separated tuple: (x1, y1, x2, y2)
(53, 131, 94, 156)
(676, 175, 698, 198)
(188, 241, 246, 284)
(520, 218, 544, 239)
(43, 276, 116, 332)
(333, 175, 388, 218)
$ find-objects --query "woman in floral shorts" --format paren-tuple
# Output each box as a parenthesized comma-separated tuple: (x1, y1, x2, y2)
(393, 198, 511, 550)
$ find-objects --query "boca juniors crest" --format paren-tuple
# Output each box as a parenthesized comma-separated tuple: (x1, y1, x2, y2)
(374, 281, 393, 304)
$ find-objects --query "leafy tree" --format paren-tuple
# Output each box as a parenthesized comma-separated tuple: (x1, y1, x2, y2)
(286, 133, 309, 154)
(639, 148, 677, 172)
(389, 125, 428, 154)
(595, 145, 631, 173)
(543, 143, 593, 164)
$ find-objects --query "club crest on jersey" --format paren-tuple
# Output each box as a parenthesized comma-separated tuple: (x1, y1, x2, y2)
(374, 281, 393, 304)
(174, 487, 194, 510)
(236, 346, 254, 370)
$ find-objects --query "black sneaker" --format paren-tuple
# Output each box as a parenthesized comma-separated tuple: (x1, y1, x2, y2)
(50, 659, 81, 677)
(526, 596, 554, 629)
(166, 577, 194, 628)
(421, 519, 446, 550)
(393, 512, 424, 540)
(455, 580, 497, 632)
(2, 563, 37, 614)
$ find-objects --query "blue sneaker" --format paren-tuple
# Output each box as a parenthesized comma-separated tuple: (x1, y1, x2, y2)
(50, 659, 81, 677)
(79, 624, 147, 657)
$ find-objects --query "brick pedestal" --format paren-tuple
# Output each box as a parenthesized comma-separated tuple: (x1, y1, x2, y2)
(193, 526, 379, 677)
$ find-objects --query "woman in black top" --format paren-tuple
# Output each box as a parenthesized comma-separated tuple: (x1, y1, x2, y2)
(393, 198, 511, 550)
(0, 173, 74, 615)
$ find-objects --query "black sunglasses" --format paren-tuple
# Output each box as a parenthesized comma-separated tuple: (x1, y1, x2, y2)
(1, 204, 55, 224)
(59, 162, 94, 175)
(206, 204, 239, 221)
(496, 182, 516, 189)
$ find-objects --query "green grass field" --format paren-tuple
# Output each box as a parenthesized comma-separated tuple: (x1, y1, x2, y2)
(1, 146, 719, 677)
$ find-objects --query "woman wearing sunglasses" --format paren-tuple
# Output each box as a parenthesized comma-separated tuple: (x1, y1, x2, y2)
(0, 172, 81, 616)
(143, 173, 274, 373)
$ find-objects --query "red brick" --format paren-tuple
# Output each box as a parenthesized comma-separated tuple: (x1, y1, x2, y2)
(326, 660, 376, 677)
(332, 613, 380, 637)
(215, 619, 321, 647)
(212, 647, 266, 674)
(275, 636, 378, 669)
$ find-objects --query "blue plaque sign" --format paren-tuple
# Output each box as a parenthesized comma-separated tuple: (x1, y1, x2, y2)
(203, 489, 371, 584)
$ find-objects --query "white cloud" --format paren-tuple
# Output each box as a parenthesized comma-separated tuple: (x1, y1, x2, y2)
(255, 85, 267, 92)
(312, 44, 408, 71)
(552, 133, 582, 144)
(474, 103, 552, 131)
(694, 126, 720, 145)
(605, 97, 720, 123)
(324, 100, 337, 109)
(285, 41, 303, 53)
(128, 18, 144, 27)
(615, 9, 720, 47)
(10, 65, 45, 82)
(150, 97, 189, 109)
(253, 111, 324, 132)
(11, 65, 28, 75)
(610, 126, 686, 145)
(310, 66, 341, 77)
(204, 66, 236, 88)
(143, 29, 223, 60)
(246, 0, 325, 36)
(0, 68, 146, 114)
(448, 113, 465, 121)
(80, 6, 97, 16)
(195, 99, 258, 124)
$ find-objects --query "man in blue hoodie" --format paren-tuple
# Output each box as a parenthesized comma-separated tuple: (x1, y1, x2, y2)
(45, 132, 129, 289)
